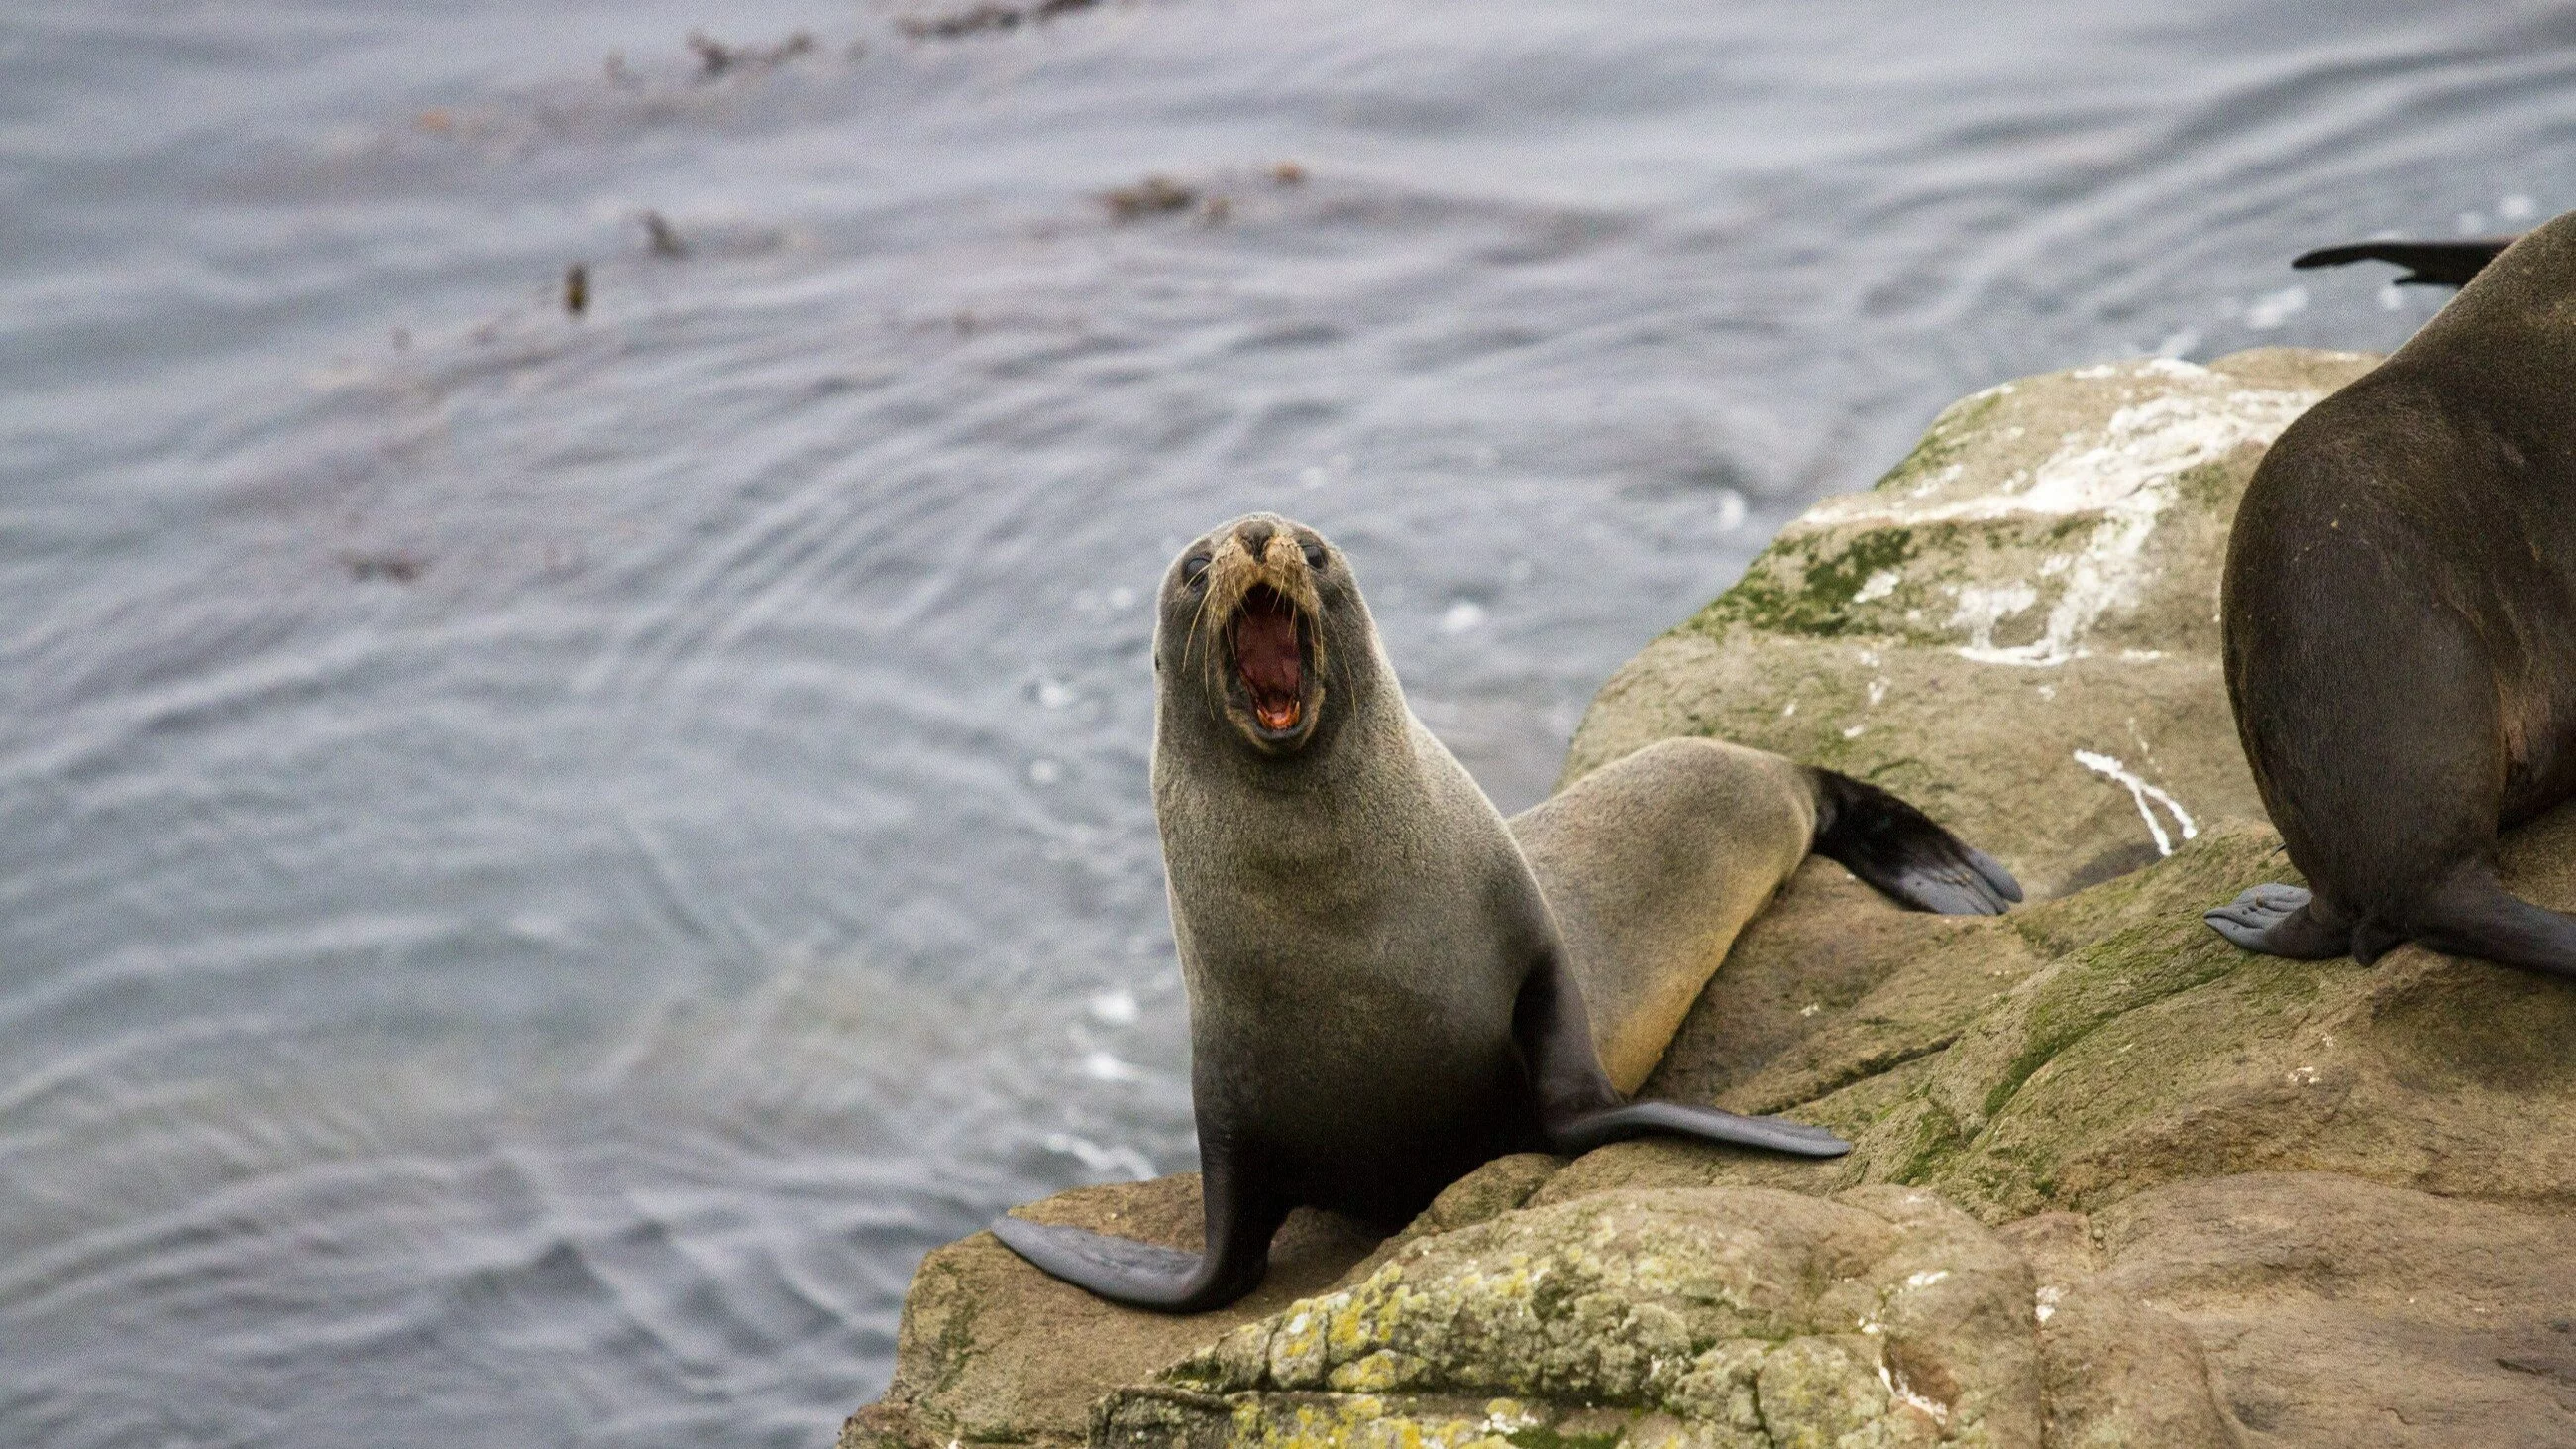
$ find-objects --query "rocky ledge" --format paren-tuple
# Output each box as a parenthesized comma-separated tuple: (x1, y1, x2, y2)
(848, 349, 2576, 1449)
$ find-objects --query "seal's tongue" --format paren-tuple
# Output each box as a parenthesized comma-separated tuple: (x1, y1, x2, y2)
(1233, 587, 1304, 731)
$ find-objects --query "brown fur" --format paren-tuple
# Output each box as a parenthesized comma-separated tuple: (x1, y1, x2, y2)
(2212, 209, 2576, 975)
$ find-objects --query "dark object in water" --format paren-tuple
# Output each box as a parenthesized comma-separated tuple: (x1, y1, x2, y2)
(1104, 176, 1195, 221)
(642, 211, 686, 259)
(901, 5, 1021, 38)
(687, 30, 729, 75)
(340, 552, 428, 584)
(687, 30, 815, 79)
(899, 0, 1096, 40)
(564, 264, 589, 316)
(2292, 237, 2519, 287)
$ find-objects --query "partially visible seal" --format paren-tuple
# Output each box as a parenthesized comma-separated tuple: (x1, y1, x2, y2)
(2295, 237, 2517, 288)
(991, 513, 2020, 1311)
(2207, 210, 2576, 973)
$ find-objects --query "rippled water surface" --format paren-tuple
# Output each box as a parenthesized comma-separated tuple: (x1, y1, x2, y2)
(6, 1, 2575, 1442)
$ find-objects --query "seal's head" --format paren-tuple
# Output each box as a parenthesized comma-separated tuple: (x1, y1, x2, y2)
(1155, 513, 1364, 757)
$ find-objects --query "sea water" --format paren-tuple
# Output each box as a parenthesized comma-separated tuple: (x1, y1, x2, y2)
(4, 1, 2570, 1442)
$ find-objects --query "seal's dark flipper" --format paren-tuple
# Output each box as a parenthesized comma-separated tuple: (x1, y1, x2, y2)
(2408, 871, 2576, 980)
(1514, 942, 1852, 1160)
(2203, 883, 2351, 959)
(987, 1156, 1282, 1312)
(1547, 1099, 1851, 1158)
(988, 1217, 1208, 1298)
(988, 1214, 1276, 1312)
(1808, 769, 2022, 915)
(2292, 238, 2517, 287)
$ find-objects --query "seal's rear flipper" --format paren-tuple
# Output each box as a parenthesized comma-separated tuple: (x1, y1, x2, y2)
(2293, 238, 2517, 287)
(1546, 1099, 1850, 1158)
(2203, 883, 2350, 958)
(1808, 769, 2021, 915)
(2407, 870, 2576, 979)
(2207, 874, 2576, 977)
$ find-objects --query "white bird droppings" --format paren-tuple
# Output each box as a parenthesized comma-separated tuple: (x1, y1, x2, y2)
(1879, 1364, 1951, 1424)
(2074, 749, 2199, 856)
(1819, 370, 2323, 668)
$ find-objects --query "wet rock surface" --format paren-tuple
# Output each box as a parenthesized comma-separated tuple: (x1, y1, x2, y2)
(848, 349, 2576, 1448)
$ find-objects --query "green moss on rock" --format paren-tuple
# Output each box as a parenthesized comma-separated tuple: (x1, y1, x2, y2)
(1698, 529, 1920, 638)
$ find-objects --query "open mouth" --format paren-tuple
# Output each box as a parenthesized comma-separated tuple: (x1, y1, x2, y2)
(1229, 584, 1310, 734)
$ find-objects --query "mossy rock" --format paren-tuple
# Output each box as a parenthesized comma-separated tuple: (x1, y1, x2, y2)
(1567, 348, 2378, 902)
(1125, 1185, 2036, 1449)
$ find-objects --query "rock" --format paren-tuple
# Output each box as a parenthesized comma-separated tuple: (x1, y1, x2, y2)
(2087, 1173, 2576, 1446)
(1998, 1212, 2237, 1449)
(844, 1177, 1380, 1449)
(1562, 347, 2377, 901)
(853, 348, 2576, 1448)
(1538, 807, 2576, 1228)
(1111, 1185, 2038, 1449)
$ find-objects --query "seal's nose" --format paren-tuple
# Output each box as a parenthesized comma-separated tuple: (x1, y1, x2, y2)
(1236, 519, 1275, 558)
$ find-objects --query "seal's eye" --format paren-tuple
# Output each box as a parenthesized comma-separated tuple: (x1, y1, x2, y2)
(1302, 542, 1328, 570)
(1181, 554, 1211, 586)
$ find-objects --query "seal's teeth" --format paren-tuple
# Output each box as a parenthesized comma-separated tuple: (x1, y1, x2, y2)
(1231, 585, 1307, 728)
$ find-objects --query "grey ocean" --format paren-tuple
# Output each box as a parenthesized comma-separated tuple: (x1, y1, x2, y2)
(4, 2, 2570, 1443)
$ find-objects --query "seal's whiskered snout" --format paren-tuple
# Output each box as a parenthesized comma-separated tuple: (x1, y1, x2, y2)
(1183, 521, 1330, 749)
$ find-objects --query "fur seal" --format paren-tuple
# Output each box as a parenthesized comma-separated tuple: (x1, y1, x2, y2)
(2207, 211, 2576, 973)
(990, 512, 2019, 1311)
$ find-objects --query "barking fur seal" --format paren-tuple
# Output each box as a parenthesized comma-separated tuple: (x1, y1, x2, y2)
(991, 513, 2020, 1311)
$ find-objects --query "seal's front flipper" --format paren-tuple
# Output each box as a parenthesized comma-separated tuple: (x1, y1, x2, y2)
(1808, 769, 2022, 916)
(987, 1158, 1281, 1313)
(2292, 238, 2516, 288)
(1514, 941, 1852, 1160)
(1546, 1099, 1850, 1158)
(2203, 883, 2350, 959)
(988, 1218, 1209, 1300)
